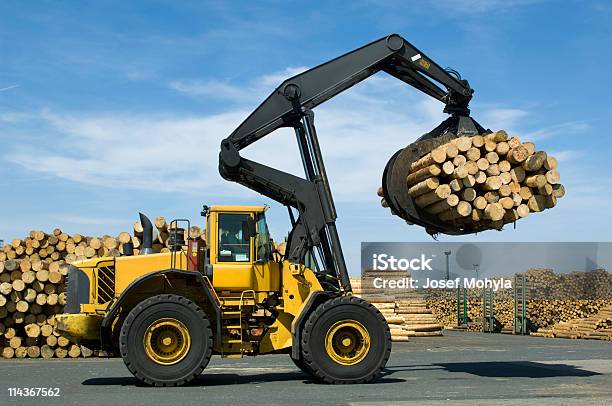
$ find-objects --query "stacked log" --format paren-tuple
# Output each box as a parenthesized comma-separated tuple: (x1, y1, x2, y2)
(424, 269, 612, 336)
(396, 299, 443, 337)
(379, 131, 564, 233)
(351, 273, 443, 340)
(369, 299, 411, 342)
(531, 305, 612, 340)
(0, 216, 204, 359)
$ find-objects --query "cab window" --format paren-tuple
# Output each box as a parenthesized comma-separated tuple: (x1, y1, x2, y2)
(218, 213, 251, 262)
(256, 214, 272, 262)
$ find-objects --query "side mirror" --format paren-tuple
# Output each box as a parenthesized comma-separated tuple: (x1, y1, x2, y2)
(242, 217, 257, 238)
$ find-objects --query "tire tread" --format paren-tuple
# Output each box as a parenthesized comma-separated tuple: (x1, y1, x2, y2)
(119, 294, 212, 387)
(301, 296, 391, 384)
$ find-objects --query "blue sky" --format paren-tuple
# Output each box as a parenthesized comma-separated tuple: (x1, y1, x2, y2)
(1, 1, 611, 274)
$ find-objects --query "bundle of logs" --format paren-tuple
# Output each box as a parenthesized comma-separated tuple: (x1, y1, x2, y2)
(0, 216, 204, 359)
(351, 274, 443, 341)
(424, 268, 612, 336)
(379, 131, 564, 232)
(531, 305, 612, 340)
(525, 269, 612, 300)
(427, 298, 612, 332)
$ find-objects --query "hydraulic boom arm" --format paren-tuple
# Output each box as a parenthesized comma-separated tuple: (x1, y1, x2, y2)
(219, 33, 483, 292)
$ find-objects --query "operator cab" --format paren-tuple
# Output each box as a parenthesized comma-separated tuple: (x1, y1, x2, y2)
(203, 205, 279, 293)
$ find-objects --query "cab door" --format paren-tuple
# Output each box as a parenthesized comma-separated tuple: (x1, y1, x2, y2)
(209, 211, 255, 291)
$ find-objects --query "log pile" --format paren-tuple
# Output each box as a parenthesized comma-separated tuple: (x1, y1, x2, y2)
(525, 268, 612, 300)
(0, 216, 203, 359)
(351, 273, 443, 340)
(531, 305, 612, 340)
(424, 269, 612, 337)
(379, 131, 564, 233)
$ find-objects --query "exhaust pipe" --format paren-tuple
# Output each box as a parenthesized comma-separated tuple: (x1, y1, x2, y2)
(139, 213, 154, 255)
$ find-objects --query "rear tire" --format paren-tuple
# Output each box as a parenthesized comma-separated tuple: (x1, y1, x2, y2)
(301, 296, 391, 384)
(119, 294, 212, 387)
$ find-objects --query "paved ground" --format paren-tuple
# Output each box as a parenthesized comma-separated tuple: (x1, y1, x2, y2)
(0, 331, 611, 405)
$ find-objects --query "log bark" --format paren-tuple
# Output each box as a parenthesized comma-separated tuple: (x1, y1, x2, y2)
(410, 147, 447, 171)
(523, 151, 547, 171)
(525, 174, 547, 188)
(486, 130, 508, 142)
(406, 164, 441, 185)
(528, 195, 547, 212)
(426, 195, 460, 215)
(408, 177, 440, 197)
(552, 184, 565, 198)
(414, 185, 451, 207)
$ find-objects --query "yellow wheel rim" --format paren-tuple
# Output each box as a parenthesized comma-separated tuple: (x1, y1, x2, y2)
(143, 318, 191, 365)
(324, 320, 371, 366)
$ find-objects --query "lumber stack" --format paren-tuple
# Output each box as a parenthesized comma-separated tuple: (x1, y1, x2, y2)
(0, 216, 204, 359)
(351, 273, 443, 340)
(0, 232, 89, 359)
(379, 131, 564, 233)
(526, 268, 612, 300)
(424, 269, 612, 336)
(531, 305, 612, 340)
(396, 299, 443, 337)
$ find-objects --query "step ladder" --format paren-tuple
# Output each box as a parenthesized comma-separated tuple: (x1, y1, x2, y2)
(457, 285, 468, 327)
(220, 290, 256, 358)
(482, 287, 494, 333)
(514, 273, 528, 335)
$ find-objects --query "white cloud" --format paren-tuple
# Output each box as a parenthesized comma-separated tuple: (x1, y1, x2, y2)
(3, 69, 452, 202)
(5, 109, 249, 194)
(477, 107, 530, 132)
(547, 149, 584, 162)
(168, 80, 245, 101)
(168, 67, 308, 103)
(527, 121, 591, 141)
(3, 66, 593, 209)
(0, 85, 19, 92)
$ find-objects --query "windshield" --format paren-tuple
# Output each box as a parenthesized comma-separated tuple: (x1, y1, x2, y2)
(218, 213, 251, 262)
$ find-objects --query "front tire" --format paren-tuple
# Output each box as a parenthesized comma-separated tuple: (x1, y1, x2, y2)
(119, 294, 213, 387)
(290, 355, 315, 377)
(301, 296, 391, 384)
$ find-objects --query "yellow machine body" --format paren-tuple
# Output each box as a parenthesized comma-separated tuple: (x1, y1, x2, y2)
(56, 205, 325, 356)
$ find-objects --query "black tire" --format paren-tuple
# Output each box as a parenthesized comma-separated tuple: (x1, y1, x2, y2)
(290, 355, 315, 377)
(301, 296, 391, 384)
(119, 294, 213, 387)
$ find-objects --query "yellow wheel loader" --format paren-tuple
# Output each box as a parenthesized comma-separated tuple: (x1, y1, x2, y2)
(56, 33, 488, 386)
